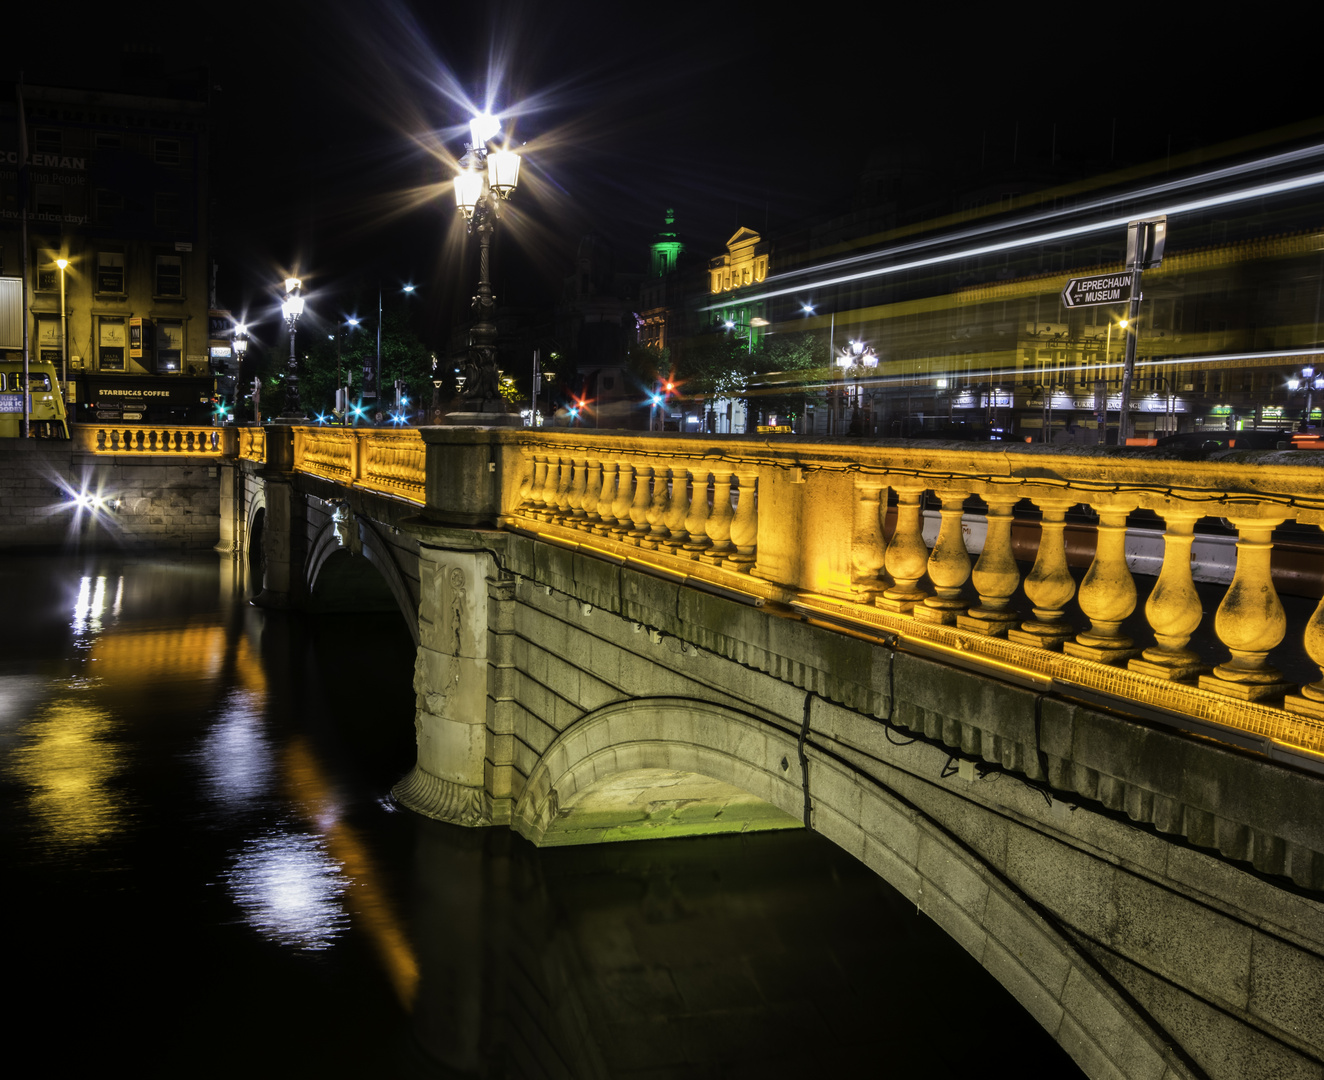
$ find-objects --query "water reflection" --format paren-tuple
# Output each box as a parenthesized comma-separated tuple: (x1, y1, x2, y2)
(0, 554, 1082, 1077)
(6, 694, 125, 849)
(224, 829, 351, 951)
(197, 688, 275, 810)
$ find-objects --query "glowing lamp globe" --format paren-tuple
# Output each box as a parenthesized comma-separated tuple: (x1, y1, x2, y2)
(487, 149, 521, 197)
(454, 169, 483, 218)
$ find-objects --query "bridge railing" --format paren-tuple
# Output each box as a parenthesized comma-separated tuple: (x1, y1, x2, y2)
(492, 431, 1324, 760)
(290, 426, 426, 505)
(75, 424, 230, 456)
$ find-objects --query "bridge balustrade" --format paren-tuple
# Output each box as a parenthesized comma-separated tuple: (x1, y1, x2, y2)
(76, 424, 225, 455)
(290, 426, 426, 505)
(237, 426, 266, 463)
(502, 434, 1324, 762)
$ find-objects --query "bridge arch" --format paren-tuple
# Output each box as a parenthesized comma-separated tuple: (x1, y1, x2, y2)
(306, 512, 420, 647)
(515, 696, 1189, 1078)
(244, 490, 266, 598)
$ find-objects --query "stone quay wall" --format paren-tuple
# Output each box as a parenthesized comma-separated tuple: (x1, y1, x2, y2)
(0, 440, 222, 551)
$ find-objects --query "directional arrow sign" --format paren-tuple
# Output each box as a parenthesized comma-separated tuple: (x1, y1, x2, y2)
(1061, 273, 1133, 308)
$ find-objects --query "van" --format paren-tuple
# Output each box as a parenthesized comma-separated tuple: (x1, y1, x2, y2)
(0, 359, 70, 438)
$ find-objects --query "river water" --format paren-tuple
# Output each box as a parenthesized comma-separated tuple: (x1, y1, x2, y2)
(0, 552, 1080, 1077)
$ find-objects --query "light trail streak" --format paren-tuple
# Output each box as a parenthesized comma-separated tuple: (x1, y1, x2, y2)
(706, 170, 1324, 311)
(767, 141, 1324, 286)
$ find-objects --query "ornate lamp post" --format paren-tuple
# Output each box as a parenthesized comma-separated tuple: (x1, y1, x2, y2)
(232, 324, 248, 422)
(1287, 366, 1324, 431)
(836, 339, 878, 435)
(280, 277, 305, 418)
(452, 113, 521, 414)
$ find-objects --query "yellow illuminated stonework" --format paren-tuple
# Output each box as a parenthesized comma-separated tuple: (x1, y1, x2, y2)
(710, 227, 769, 294)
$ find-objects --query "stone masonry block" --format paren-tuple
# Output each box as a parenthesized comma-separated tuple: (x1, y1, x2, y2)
(1247, 930, 1324, 1052)
(894, 650, 1041, 751)
(981, 889, 1072, 1000)
(981, 937, 1066, 1036)
(916, 833, 992, 921)
(1058, 968, 1169, 1080)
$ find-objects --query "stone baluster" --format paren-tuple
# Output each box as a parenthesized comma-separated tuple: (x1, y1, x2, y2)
(607, 460, 635, 537)
(703, 471, 736, 562)
(519, 455, 538, 510)
(582, 459, 604, 529)
(682, 468, 711, 557)
(915, 489, 971, 625)
(850, 480, 888, 594)
(1286, 517, 1324, 719)
(877, 486, 929, 613)
(727, 471, 758, 566)
(642, 465, 670, 549)
(552, 457, 574, 520)
(1128, 511, 1206, 681)
(1064, 501, 1139, 663)
(1199, 513, 1293, 700)
(628, 464, 653, 540)
(1008, 498, 1077, 649)
(661, 467, 691, 552)
(537, 454, 560, 520)
(567, 457, 588, 523)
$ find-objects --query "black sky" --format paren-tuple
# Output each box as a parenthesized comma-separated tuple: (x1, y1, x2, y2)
(7, 0, 1318, 347)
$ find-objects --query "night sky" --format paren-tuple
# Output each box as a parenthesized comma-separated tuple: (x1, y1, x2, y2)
(5, 1, 1317, 348)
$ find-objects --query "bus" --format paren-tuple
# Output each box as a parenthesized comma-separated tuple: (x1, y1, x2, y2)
(0, 359, 69, 439)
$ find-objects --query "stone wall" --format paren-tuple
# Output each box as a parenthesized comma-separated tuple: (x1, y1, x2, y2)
(0, 441, 221, 550)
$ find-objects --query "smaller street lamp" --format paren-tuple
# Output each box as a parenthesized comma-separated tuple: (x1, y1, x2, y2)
(280, 277, 305, 418)
(56, 258, 69, 397)
(1287, 365, 1324, 431)
(836, 339, 879, 435)
(232, 323, 248, 422)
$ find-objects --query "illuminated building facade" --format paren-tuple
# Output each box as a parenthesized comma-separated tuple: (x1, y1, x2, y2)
(0, 81, 217, 424)
(708, 226, 770, 353)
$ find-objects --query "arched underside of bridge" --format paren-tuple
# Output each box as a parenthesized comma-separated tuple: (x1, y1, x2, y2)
(514, 697, 1197, 1079)
(305, 514, 421, 646)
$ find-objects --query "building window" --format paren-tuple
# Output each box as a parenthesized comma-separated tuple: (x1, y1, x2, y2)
(156, 319, 183, 373)
(33, 128, 61, 154)
(94, 133, 122, 150)
(34, 184, 63, 218)
(155, 255, 183, 297)
(153, 138, 180, 166)
(37, 317, 61, 364)
(37, 257, 57, 292)
(97, 251, 125, 294)
(154, 192, 180, 230)
(99, 317, 126, 371)
(96, 189, 124, 227)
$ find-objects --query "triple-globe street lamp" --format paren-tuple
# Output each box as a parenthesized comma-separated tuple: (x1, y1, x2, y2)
(835, 339, 878, 435)
(1288, 365, 1324, 431)
(452, 113, 521, 413)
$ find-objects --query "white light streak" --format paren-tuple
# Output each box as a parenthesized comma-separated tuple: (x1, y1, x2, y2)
(709, 168, 1324, 311)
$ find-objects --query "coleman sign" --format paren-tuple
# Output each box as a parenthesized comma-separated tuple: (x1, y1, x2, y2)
(1062, 273, 1133, 308)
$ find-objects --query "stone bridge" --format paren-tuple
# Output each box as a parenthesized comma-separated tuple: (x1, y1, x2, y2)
(74, 421, 1324, 1079)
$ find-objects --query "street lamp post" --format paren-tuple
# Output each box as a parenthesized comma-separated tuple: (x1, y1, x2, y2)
(280, 277, 305, 418)
(232, 324, 248, 422)
(56, 258, 68, 398)
(1287, 366, 1324, 431)
(835, 340, 878, 436)
(452, 113, 521, 414)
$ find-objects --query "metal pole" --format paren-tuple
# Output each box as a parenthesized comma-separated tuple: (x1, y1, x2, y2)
(1116, 269, 1143, 443)
(59, 264, 67, 400)
(376, 284, 382, 418)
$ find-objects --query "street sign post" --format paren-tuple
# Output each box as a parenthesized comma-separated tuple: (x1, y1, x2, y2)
(1062, 273, 1133, 308)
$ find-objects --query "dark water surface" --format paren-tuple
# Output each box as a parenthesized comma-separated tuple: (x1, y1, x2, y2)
(0, 553, 1081, 1078)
